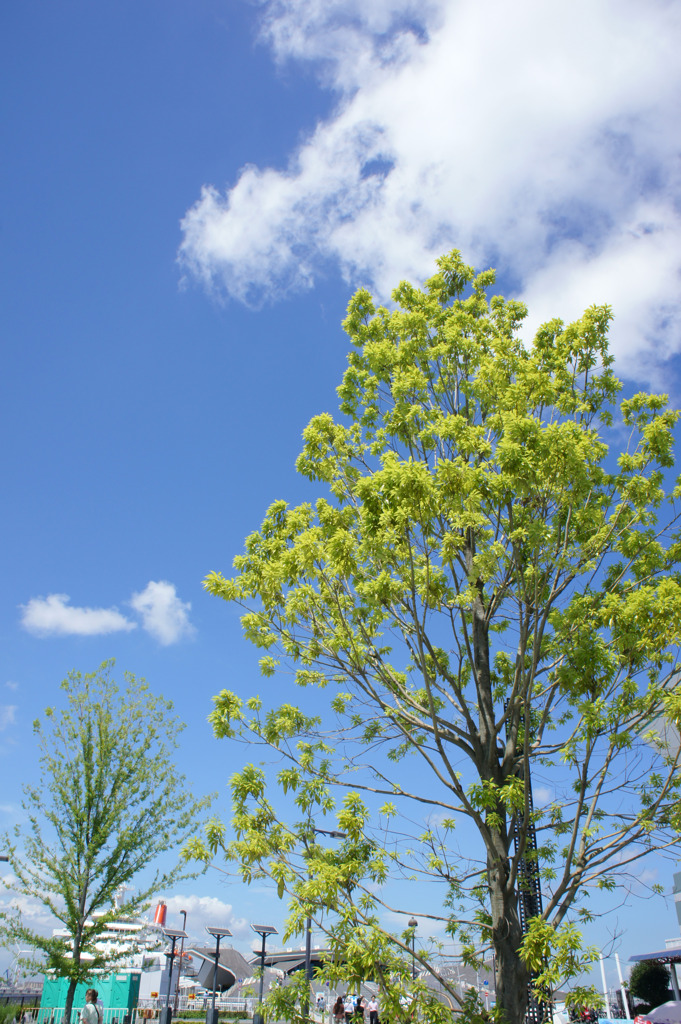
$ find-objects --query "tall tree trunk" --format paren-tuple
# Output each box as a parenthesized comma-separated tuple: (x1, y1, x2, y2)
(467, 531, 529, 1024)
(64, 977, 78, 1024)
(65, 932, 84, 1024)
(489, 842, 529, 1024)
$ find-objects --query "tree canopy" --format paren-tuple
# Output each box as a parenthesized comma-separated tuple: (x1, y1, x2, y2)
(629, 960, 671, 1009)
(194, 251, 681, 1024)
(0, 661, 209, 1024)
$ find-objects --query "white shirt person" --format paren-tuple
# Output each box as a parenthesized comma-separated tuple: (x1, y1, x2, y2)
(80, 989, 102, 1024)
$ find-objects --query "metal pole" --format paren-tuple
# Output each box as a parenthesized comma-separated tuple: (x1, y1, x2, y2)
(206, 927, 231, 1024)
(258, 932, 266, 1007)
(160, 929, 186, 1024)
(303, 914, 312, 1021)
(408, 919, 417, 981)
(166, 936, 178, 1009)
(614, 954, 631, 1019)
(671, 964, 681, 1002)
(174, 911, 187, 1014)
(599, 955, 611, 1018)
(212, 934, 222, 1019)
(250, 924, 276, 1024)
(301, 829, 345, 1019)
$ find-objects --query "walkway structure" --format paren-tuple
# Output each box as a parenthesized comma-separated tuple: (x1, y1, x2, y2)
(187, 946, 253, 992)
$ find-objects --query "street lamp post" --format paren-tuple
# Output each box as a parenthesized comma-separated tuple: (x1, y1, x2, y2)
(302, 830, 346, 1022)
(205, 926, 232, 1024)
(251, 925, 278, 1024)
(408, 919, 418, 981)
(174, 910, 187, 1014)
(159, 927, 187, 1024)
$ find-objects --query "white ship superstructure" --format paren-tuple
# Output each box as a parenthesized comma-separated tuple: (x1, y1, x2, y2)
(51, 894, 168, 972)
(49, 896, 201, 1002)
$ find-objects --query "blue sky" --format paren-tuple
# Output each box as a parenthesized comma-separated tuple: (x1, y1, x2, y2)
(2, 0, 681, 995)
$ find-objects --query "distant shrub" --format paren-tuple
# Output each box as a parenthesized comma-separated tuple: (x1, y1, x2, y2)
(171, 1013, 248, 1021)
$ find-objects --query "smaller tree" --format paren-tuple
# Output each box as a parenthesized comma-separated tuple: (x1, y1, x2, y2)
(0, 661, 209, 1024)
(629, 961, 671, 1010)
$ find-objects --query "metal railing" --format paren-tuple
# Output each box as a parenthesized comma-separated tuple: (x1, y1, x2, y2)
(35, 1007, 135, 1024)
(137, 1000, 248, 1014)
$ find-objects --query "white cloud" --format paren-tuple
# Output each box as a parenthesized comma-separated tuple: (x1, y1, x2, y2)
(532, 785, 553, 807)
(0, 706, 17, 732)
(20, 594, 136, 638)
(5, 681, 18, 691)
(520, 201, 681, 385)
(129, 581, 195, 646)
(425, 810, 455, 828)
(20, 582, 194, 644)
(180, 0, 681, 376)
(0, 876, 58, 931)
(163, 894, 249, 942)
(258, 0, 443, 91)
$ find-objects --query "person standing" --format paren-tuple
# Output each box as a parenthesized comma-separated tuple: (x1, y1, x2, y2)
(333, 996, 345, 1024)
(344, 994, 355, 1024)
(80, 990, 102, 1024)
(367, 996, 379, 1024)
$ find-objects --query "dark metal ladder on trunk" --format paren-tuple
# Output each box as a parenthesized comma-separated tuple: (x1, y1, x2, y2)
(505, 704, 549, 1024)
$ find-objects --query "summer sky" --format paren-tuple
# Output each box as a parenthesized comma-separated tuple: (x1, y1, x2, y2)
(1, 0, 680, 988)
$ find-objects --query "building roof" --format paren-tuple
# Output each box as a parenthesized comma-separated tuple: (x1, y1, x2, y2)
(249, 947, 330, 972)
(630, 946, 681, 964)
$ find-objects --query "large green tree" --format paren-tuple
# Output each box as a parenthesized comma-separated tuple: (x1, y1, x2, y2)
(629, 960, 671, 1009)
(0, 661, 208, 1024)
(194, 252, 681, 1024)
